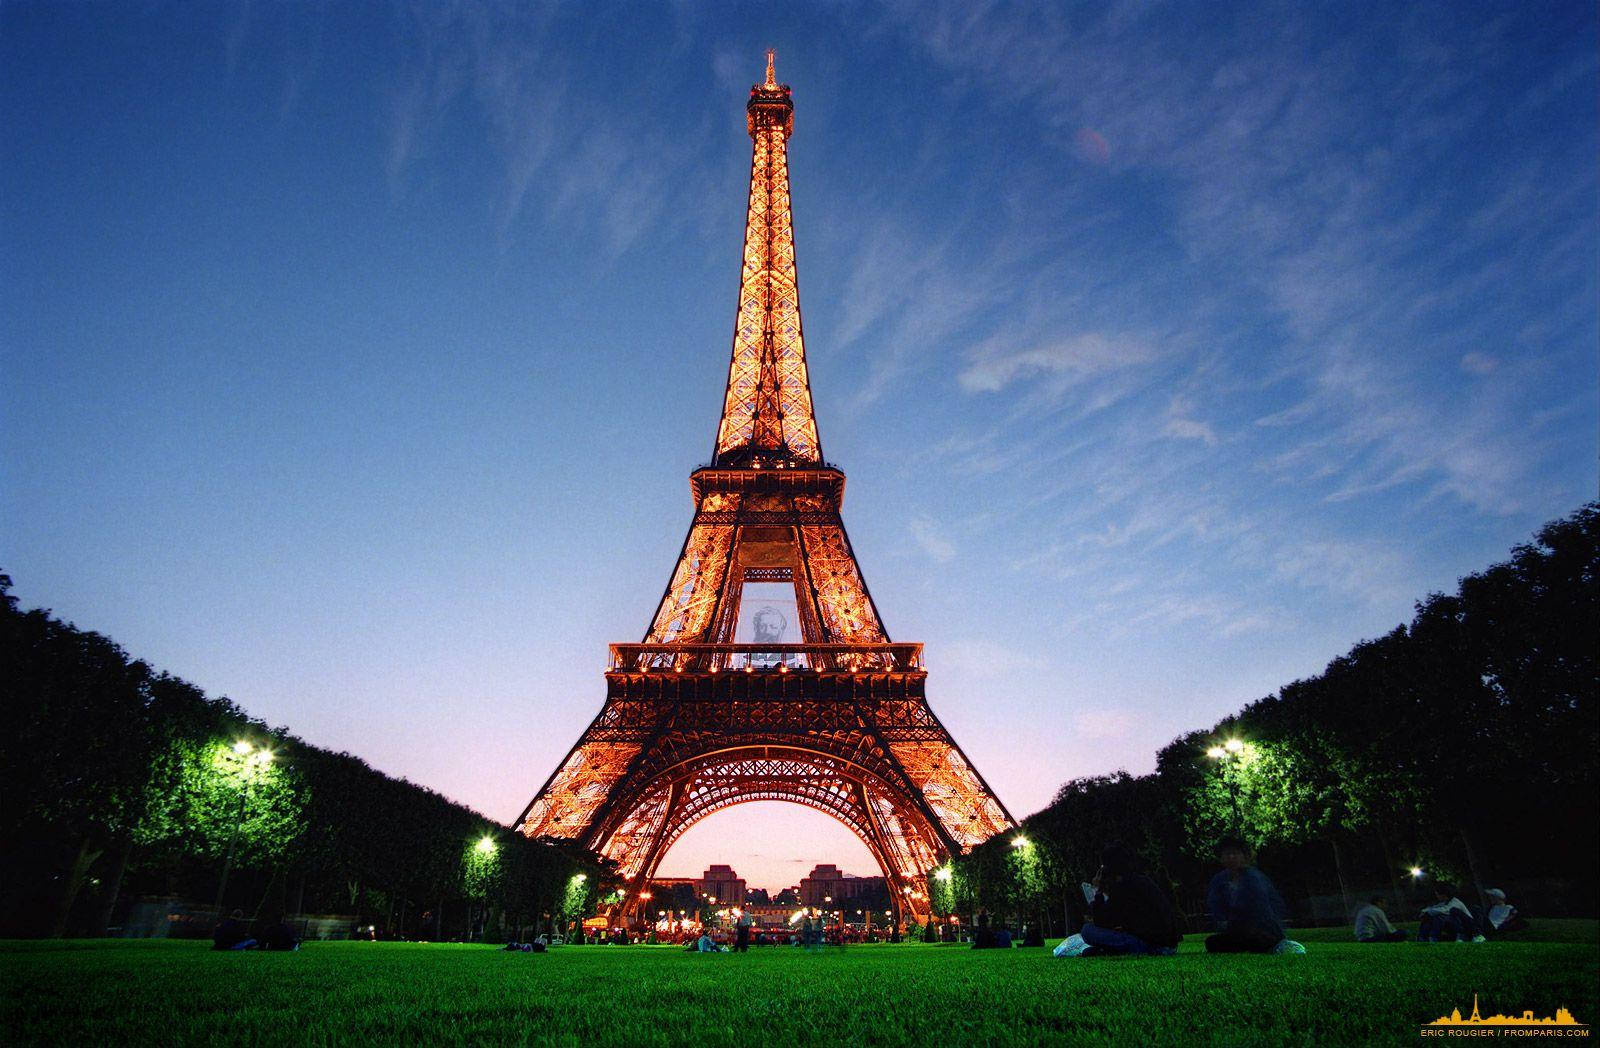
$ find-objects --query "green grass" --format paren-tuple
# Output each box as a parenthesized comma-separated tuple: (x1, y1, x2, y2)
(3, 923, 1596, 1046)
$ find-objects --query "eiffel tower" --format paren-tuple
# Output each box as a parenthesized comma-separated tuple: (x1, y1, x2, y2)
(515, 52, 1013, 923)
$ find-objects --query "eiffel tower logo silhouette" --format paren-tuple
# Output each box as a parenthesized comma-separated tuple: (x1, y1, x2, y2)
(516, 53, 1013, 923)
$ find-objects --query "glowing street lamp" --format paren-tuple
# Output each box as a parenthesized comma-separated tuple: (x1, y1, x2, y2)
(1012, 836, 1030, 849)
(212, 739, 276, 921)
(934, 867, 953, 882)
(1205, 739, 1248, 830)
(475, 837, 497, 855)
(1410, 866, 1425, 879)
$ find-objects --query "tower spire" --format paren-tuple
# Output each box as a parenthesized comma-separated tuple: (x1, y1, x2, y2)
(712, 53, 819, 468)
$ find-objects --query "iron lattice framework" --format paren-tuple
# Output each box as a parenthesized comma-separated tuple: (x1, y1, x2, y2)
(516, 53, 1012, 923)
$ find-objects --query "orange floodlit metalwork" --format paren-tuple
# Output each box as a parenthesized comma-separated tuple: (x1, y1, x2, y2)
(515, 53, 1013, 924)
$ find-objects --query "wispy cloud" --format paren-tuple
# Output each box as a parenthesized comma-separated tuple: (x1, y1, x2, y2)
(882, 0, 1593, 527)
(908, 516, 956, 561)
(1272, 539, 1412, 607)
(1162, 396, 1218, 447)
(384, 3, 711, 250)
(959, 333, 1153, 395)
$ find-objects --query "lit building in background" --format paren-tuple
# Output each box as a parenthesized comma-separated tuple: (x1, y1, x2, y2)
(697, 865, 746, 907)
(799, 864, 887, 908)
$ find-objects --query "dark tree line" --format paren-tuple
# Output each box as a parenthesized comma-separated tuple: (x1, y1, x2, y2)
(935, 504, 1598, 934)
(0, 575, 613, 939)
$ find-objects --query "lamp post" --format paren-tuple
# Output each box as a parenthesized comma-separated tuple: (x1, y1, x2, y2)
(1011, 835, 1033, 936)
(1205, 738, 1247, 831)
(932, 865, 954, 941)
(472, 836, 498, 941)
(212, 741, 273, 921)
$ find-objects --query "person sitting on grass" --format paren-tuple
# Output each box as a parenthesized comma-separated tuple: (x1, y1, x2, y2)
(1352, 896, 1406, 942)
(695, 930, 718, 952)
(211, 909, 257, 951)
(970, 910, 1001, 949)
(1204, 836, 1304, 954)
(1483, 889, 1529, 935)
(258, 913, 301, 951)
(1418, 884, 1485, 942)
(1077, 843, 1182, 957)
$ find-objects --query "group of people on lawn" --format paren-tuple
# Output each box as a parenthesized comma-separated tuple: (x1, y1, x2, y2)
(1353, 884, 1526, 943)
(1046, 835, 1528, 958)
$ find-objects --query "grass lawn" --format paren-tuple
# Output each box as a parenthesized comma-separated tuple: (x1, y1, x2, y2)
(3, 922, 1596, 1046)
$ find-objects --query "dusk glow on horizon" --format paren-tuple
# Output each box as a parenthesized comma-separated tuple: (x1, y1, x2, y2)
(3, 4, 1595, 893)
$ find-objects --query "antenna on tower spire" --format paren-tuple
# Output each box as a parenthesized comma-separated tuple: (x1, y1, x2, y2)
(764, 49, 778, 89)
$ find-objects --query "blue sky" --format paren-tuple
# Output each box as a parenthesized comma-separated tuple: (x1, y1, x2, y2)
(3, 1, 1595, 892)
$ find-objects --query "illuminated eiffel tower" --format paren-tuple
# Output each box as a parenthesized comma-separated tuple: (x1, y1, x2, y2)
(515, 53, 1013, 923)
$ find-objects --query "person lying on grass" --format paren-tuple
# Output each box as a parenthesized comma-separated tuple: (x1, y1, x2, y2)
(1418, 884, 1486, 942)
(1204, 836, 1304, 954)
(1353, 896, 1406, 942)
(1074, 843, 1182, 957)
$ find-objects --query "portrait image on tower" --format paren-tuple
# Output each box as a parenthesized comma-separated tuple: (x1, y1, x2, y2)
(515, 53, 1013, 925)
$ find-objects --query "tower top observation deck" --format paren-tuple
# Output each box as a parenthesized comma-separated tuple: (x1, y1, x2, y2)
(748, 49, 794, 138)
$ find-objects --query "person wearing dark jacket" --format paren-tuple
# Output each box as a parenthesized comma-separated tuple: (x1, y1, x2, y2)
(970, 910, 1002, 949)
(211, 909, 257, 951)
(1081, 844, 1182, 956)
(1204, 836, 1302, 953)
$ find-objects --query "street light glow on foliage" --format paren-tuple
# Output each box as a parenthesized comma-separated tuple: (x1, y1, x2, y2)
(1410, 866, 1425, 878)
(1224, 738, 1245, 753)
(1012, 836, 1030, 849)
(1206, 746, 1227, 759)
(934, 867, 953, 882)
(474, 836, 496, 855)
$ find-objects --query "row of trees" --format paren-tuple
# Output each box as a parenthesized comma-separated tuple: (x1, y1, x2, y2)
(0, 575, 615, 939)
(936, 504, 1598, 935)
